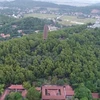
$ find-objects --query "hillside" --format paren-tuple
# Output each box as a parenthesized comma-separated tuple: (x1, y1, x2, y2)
(0, 25, 100, 92)
(0, 15, 16, 26)
(0, 0, 100, 15)
(0, 17, 59, 40)
(0, 0, 58, 9)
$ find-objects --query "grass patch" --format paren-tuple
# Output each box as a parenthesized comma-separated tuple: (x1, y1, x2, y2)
(25, 13, 57, 19)
(25, 13, 96, 26)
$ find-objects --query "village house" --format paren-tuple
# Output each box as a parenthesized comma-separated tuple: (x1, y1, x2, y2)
(0, 33, 10, 38)
(17, 30, 23, 33)
(12, 25, 17, 28)
(8, 85, 27, 98)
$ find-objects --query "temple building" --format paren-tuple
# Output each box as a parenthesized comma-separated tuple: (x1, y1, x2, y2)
(42, 85, 65, 100)
(0, 85, 27, 100)
(43, 25, 48, 40)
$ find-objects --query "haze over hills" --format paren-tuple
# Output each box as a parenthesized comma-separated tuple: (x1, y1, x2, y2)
(0, 0, 100, 6)
(34, 0, 100, 6)
(0, 0, 100, 9)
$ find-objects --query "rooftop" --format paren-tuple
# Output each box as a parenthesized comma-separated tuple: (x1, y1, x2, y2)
(8, 85, 24, 90)
(42, 85, 65, 100)
(92, 93, 100, 99)
(64, 85, 74, 96)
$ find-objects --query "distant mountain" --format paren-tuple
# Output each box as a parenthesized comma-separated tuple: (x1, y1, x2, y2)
(91, 3, 100, 6)
(0, 0, 58, 8)
(34, 0, 100, 6)
(0, 0, 100, 7)
(0, 0, 100, 15)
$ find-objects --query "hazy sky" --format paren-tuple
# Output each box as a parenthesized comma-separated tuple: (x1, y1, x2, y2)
(35, 0, 100, 6)
(0, 0, 100, 2)
(35, 0, 100, 3)
(0, 0, 13, 1)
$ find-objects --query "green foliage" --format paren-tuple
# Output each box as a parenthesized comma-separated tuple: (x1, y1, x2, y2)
(57, 79, 65, 86)
(75, 83, 92, 100)
(51, 76, 58, 85)
(26, 87, 41, 100)
(0, 84, 4, 95)
(0, 17, 57, 40)
(5, 92, 23, 100)
(0, 15, 16, 25)
(23, 81, 31, 90)
(0, 25, 99, 93)
(80, 97, 88, 100)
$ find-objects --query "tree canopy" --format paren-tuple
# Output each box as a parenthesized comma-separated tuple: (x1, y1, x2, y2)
(75, 83, 92, 100)
(0, 17, 58, 39)
(5, 92, 23, 100)
(0, 25, 99, 93)
(26, 87, 41, 100)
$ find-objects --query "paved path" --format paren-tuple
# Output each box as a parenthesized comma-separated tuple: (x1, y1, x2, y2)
(0, 89, 9, 100)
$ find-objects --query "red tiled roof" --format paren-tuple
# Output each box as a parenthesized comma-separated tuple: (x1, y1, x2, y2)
(8, 85, 24, 90)
(42, 85, 65, 100)
(1, 85, 26, 100)
(65, 85, 74, 96)
(92, 93, 100, 99)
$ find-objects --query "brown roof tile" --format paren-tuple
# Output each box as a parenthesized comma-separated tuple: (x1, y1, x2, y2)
(8, 85, 24, 90)
(92, 93, 100, 99)
(42, 85, 65, 100)
(64, 85, 74, 96)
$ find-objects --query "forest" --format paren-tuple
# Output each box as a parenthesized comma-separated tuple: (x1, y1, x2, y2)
(0, 15, 16, 26)
(0, 25, 99, 95)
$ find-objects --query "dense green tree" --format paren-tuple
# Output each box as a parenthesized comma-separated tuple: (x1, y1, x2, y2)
(75, 83, 92, 100)
(23, 81, 31, 90)
(0, 25, 99, 93)
(0, 17, 59, 40)
(5, 92, 23, 100)
(0, 84, 4, 95)
(57, 79, 65, 86)
(80, 97, 88, 100)
(26, 87, 41, 100)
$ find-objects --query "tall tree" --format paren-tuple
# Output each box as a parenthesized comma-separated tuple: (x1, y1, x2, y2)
(26, 87, 41, 100)
(75, 83, 92, 100)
